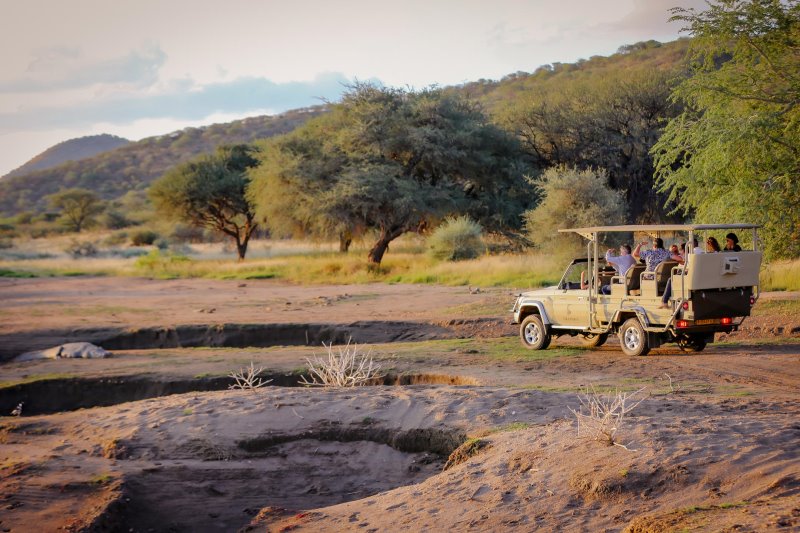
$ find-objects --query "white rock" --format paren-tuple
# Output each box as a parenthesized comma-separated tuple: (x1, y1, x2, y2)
(15, 342, 111, 362)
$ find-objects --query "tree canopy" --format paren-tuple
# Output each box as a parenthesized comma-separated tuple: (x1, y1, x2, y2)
(149, 144, 261, 260)
(653, 0, 800, 258)
(45, 188, 104, 232)
(248, 83, 533, 265)
(502, 69, 681, 223)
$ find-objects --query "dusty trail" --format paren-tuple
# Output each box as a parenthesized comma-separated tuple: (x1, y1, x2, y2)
(0, 277, 798, 532)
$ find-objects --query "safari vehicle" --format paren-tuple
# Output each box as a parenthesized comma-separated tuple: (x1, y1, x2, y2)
(511, 224, 762, 356)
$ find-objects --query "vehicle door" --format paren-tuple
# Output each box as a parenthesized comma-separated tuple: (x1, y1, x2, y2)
(552, 262, 591, 327)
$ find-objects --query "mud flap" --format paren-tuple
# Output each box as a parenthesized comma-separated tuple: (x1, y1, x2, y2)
(648, 332, 663, 349)
(700, 332, 715, 344)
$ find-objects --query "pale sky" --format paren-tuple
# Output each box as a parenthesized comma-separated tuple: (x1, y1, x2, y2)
(0, 0, 707, 177)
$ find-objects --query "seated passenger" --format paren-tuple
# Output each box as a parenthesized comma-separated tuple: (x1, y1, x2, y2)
(724, 232, 742, 252)
(633, 237, 672, 272)
(659, 245, 686, 308)
(601, 244, 635, 294)
(706, 236, 721, 252)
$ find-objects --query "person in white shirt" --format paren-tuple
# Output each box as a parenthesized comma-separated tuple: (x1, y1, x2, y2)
(601, 244, 636, 294)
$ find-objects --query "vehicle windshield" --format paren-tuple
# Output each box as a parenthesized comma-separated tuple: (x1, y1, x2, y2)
(558, 261, 587, 290)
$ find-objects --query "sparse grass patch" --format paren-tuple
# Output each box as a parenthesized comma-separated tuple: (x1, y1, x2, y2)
(0, 373, 79, 390)
(752, 298, 800, 317)
(90, 473, 115, 485)
(681, 501, 748, 514)
(488, 422, 532, 434)
(475, 337, 585, 361)
(714, 385, 756, 397)
(0, 268, 37, 278)
(382, 337, 582, 363)
(443, 437, 491, 470)
(442, 294, 512, 317)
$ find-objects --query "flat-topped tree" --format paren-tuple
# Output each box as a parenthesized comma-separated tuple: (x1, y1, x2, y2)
(149, 144, 260, 260)
(46, 188, 104, 232)
(248, 83, 532, 267)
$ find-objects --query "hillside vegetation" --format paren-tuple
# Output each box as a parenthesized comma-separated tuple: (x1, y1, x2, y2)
(1, 42, 688, 220)
(0, 107, 326, 216)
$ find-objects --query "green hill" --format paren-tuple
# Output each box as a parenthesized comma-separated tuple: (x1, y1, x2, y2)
(0, 107, 326, 216)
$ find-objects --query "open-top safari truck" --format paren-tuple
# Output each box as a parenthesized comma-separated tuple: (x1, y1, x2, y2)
(511, 224, 762, 356)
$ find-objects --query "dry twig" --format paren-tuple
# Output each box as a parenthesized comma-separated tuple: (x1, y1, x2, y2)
(568, 385, 647, 449)
(228, 361, 271, 390)
(300, 339, 382, 387)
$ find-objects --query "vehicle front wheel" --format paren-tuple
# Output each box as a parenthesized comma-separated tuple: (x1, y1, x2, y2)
(580, 333, 608, 348)
(619, 318, 650, 356)
(520, 315, 551, 350)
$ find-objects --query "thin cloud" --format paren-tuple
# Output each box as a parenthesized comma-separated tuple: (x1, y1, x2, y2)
(597, 0, 710, 37)
(0, 44, 167, 93)
(0, 72, 354, 132)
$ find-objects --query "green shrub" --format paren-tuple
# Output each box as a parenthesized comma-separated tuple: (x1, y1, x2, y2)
(134, 249, 191, 274)
(101, 210, 132, 230)
(130, 230, 159, 246)
(428, 216, 486, 261)
(523, 166, 626, 254)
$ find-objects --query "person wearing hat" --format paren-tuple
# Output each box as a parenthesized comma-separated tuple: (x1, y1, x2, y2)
(724, 232, 742, 252)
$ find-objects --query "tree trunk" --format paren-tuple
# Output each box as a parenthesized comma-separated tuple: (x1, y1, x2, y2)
(234, 219, 256, 261)
(339, 231, 352, 253)
(367, 226, 403, 267)
(236, 239, 247, 261)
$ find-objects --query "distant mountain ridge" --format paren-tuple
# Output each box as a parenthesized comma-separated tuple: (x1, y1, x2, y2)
(3, 134, 131, 179)
(0, 107, 327, 216)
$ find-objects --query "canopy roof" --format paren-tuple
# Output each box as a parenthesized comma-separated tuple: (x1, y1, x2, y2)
(558, 224, 760, 235)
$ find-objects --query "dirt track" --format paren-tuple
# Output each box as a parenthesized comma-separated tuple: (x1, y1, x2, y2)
(0, 277, 798, 532)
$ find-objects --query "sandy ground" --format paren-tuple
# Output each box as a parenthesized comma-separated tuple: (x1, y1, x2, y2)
(0, 277, 799, 532)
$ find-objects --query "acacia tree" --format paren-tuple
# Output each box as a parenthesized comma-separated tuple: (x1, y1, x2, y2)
(248, 83, 532, 266)
(506, 69, 680, 222)
(653, 0, 800, 258)
(149, 145, 260, 260)
(46, 188, 104, 232)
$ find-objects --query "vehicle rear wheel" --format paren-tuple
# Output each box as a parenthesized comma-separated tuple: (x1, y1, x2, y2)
(520, 315, 551, 350)
(580, 333, 608, 348)
(678, 334, 707, 352)
(619, 318, 650, 356)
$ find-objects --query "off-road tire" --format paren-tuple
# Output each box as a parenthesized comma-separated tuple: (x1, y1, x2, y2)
(520, 314, 551, 350)
(580, 333, 608, 348)
(678, 334, 707, 352)
(619, 317, 650, 356)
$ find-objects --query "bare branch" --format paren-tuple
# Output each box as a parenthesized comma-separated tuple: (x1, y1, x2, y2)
(300, 339, 383, 387)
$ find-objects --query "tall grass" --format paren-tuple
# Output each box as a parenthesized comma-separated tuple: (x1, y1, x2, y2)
(1, 233, 797, 290)
(0, 245, 563, 288)
(761, 259, 800, 291)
